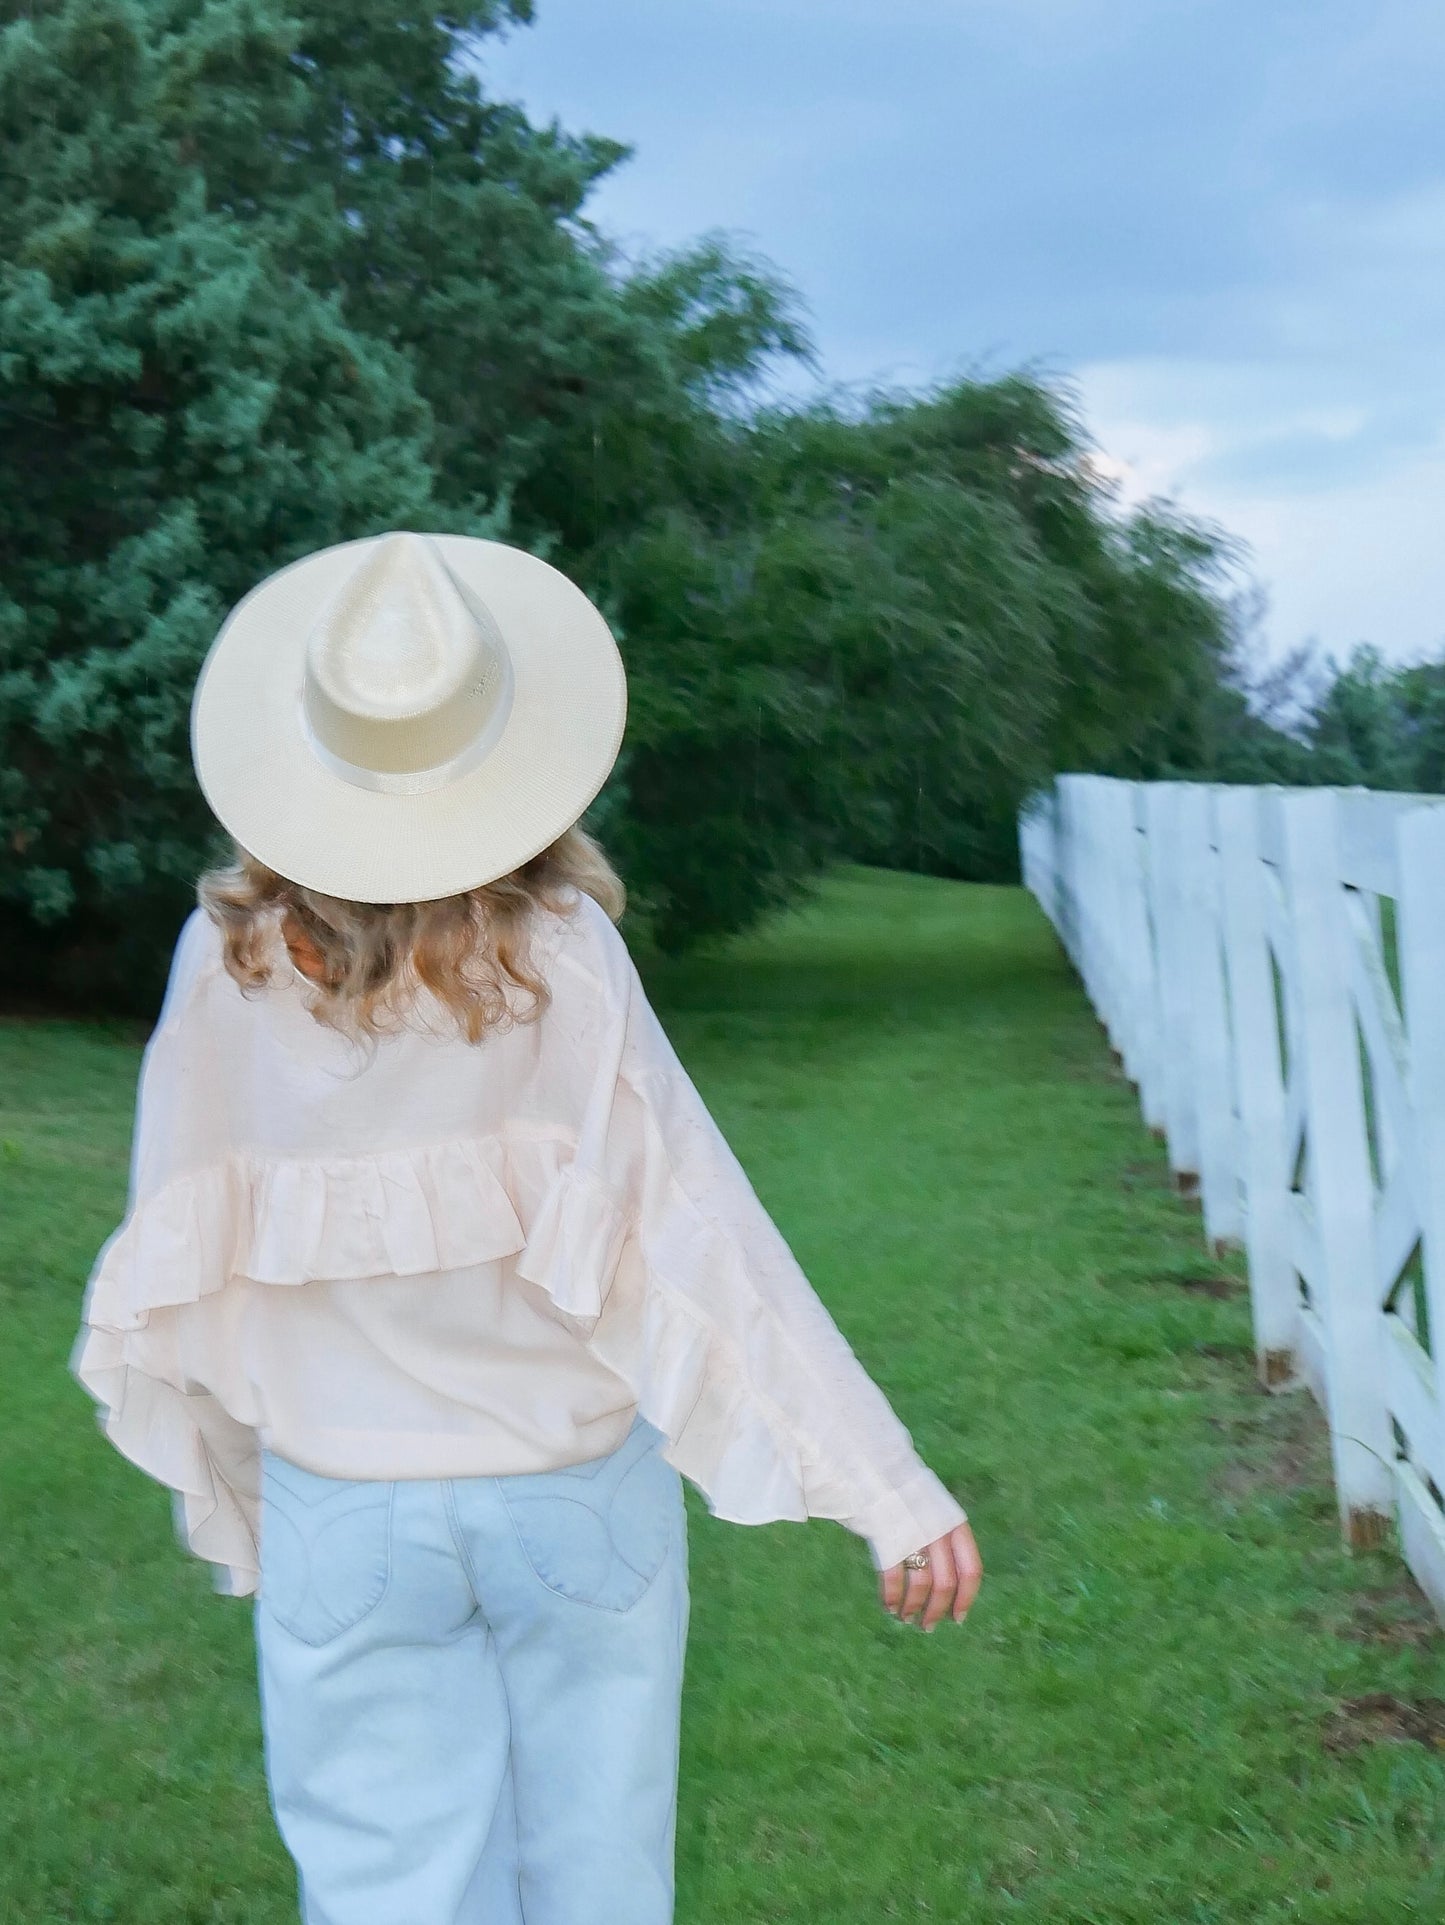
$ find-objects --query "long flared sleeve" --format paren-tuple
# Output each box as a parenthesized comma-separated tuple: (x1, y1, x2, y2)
(70, 908, 263, 1595)
(520, 898, 970, 1575)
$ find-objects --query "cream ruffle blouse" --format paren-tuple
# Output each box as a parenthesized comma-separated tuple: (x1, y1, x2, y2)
(72, 886, 968, 1596)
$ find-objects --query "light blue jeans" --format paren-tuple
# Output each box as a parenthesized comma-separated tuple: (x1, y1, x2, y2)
(253, 1412, 690, 1925)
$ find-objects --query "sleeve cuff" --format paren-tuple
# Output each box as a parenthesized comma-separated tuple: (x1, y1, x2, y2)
(844, 1463, 969, 1573)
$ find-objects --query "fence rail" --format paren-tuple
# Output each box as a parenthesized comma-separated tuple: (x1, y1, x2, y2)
(1020, 775, 1445, 1623)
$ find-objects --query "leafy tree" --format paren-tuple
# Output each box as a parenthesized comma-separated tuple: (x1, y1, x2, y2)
(1307, 644, 1418, 791)
(1392, 659, 1445, 793)
(715, 375, 1243, 891)
(1141, 602, 1445, 797)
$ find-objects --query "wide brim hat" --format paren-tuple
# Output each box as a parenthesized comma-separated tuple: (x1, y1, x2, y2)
(190, 530, 627, 903)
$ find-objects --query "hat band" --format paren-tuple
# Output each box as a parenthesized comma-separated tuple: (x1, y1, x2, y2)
(297, 651, 516, 797)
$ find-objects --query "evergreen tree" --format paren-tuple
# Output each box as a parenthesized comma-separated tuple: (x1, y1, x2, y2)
(0, 0, 459, 1001)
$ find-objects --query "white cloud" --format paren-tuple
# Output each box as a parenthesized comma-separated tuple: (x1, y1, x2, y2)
(1224, 461, 1445, 670)
(1076, 358, 1445, 666)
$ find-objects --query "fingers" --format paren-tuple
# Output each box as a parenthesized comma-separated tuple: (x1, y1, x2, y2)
(950, 1523, 983, 1622)
(878, 1523, 984, 1631)
(879, 1544, 945, 1627)
(914, 1534, 955, 1631)
(880, 1563, 904, 1615)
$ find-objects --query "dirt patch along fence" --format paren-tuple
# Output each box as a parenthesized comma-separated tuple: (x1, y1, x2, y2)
(1019, 775, 1445, 1624)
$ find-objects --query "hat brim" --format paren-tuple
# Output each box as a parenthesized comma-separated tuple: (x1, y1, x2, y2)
(190, 533, 627, 903)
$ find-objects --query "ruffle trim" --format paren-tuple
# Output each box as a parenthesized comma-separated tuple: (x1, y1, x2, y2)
(579, 1105, 863, 1534)
(513, 1164, 632, 1323)
(83, 1135, 581, 1332)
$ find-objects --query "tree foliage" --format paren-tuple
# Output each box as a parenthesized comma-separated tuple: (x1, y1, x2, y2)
(1182, 596, 1445, 795)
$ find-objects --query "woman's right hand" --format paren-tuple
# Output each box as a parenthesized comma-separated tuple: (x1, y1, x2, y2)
(880, 1522, 982, 1631)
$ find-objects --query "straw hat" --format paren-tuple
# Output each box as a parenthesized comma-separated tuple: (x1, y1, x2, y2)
(190, 531, 628, 903)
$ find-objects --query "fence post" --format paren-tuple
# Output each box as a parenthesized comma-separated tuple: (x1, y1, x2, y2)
(1281, 789, 1394, 1547)
(1018, 785, 1061, 934)
(1054, 777, 1081, 972)
(1142, 783, 1201, 1188)
(1106, 780, 1158, 1107)
(1125, 783, 1168, 1134)
(1085, 778, 1122, 1054)
(1176, 784, 1242, 1247)
(1215, 785, 1300, 1388)
(1392, 806, 1445, 1609)
(1070, 776, 1104, 1015)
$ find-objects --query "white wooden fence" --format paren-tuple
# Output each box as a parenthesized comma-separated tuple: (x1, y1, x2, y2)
(1019, 775, 1445, 1623)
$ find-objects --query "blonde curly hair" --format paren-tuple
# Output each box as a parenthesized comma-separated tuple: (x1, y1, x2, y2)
(196, 823, 627, 1046)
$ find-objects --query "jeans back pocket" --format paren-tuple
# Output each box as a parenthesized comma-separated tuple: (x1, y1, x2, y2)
(499, 1417, 677, 1613)
(258, 1455, 394, 1647)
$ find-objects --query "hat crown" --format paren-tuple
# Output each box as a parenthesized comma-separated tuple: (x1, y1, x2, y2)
(301, 532, 514, 789)
(192, 527, 627, 903)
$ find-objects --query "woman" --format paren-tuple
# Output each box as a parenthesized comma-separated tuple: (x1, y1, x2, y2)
(72, 529, 983, 1925)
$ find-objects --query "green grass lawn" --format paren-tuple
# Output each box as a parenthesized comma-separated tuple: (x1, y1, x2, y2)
(3, 865, 1442, 1923)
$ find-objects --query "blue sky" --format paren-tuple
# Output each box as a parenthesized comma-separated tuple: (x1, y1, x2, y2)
(482, 1, 1445, 671)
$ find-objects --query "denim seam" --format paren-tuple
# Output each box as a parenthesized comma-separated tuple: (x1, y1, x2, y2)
(495, 1485, 603, 1610)
(441, 1476, 486, 1603)
(441, 1476, 522, 1916)
(261, 1481, 396, 1648)
(496, 1475, 673, 1615)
